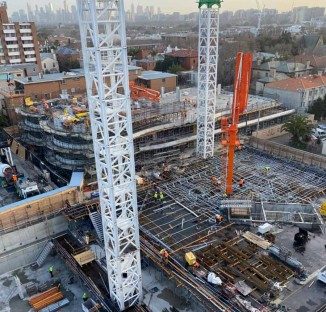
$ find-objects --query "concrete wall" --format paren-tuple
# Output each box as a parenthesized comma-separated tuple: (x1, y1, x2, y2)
(252, 124, 284, 139)
(264, 88, 302, 109)
(250, 137, 326, 169)
(0, 215, 68, 275)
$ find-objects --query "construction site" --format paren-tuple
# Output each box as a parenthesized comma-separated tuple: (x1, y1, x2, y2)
(0, 0, 325, 312)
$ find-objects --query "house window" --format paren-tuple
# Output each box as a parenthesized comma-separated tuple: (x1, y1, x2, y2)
(62, 79, 66, 84)
(71, 88, 75, 93)
(162, 78, 166, 83)
(44, 63, 46, 69)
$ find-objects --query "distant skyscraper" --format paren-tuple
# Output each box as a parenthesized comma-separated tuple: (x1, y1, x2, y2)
(136, 5, 143, 15)
(130, 3, 135, 21)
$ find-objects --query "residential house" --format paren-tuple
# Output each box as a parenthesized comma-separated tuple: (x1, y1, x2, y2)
(40, 51, 59, 74)
(165, 49, 198, 70)
(263, 74, 326, 112)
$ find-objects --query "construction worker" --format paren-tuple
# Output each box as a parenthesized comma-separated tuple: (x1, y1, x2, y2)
(48, 266, 54, 278)
(159, 191, 164, 202)
(12, 174, 17, 183)
(215, 214, 224, 223)
(160, 248, 169, 264)
(238, 177, 245, 188)
(82, 292, 89, 302)
(153, 191, 158, 201)
(193, 261, 200, 268)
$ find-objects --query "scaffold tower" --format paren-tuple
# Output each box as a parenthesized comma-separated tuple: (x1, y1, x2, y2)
(77, 0, 142, 310)
(196, 0, 222, 158)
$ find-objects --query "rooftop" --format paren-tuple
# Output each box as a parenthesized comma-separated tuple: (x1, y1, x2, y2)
(166, 49, 198, 58)
(138, 70, 177, 80)
(265, 74, 326, 91)
(40, 52, 56, 61)
(14, 72, 84, 85)
(0, 62, 36, 73)
(254, 60, 312, 73)
(56, 46, 79, 55)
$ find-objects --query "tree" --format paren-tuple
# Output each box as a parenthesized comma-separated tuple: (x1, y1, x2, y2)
(168, 64, 184, 74)
(154, 57, 175, 72)
(308, 95, 326, 121)
(281, 115, 314, 149)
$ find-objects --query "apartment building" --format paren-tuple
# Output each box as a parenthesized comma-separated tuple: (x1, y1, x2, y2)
(0, 3, 41, 71)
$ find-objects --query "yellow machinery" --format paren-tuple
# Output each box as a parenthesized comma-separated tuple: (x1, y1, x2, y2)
(320, 202, 326, 216)
(25, 97, 34, 106)
(185, 252, 197, 266)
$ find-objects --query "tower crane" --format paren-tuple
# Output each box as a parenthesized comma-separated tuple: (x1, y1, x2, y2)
(77, 0, 142, 310)
(196, 0, 222, 159)
(255, 0, 265, 36)
(220, 52, 253, 195)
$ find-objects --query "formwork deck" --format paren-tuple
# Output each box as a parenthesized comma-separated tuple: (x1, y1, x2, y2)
(137, 147, 326, 298)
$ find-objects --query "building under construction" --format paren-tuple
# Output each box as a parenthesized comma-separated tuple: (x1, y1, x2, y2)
(0, 0, 326, 311)
(16, 88, 295, 181)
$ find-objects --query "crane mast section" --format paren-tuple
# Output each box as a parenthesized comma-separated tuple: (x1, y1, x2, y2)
(77, 0, 142, 310)
(196, 7, 220, 158)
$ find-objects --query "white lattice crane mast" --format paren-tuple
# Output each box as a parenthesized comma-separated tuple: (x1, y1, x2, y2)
(196, 0, 222, 159)
(77, 0, 142, 310)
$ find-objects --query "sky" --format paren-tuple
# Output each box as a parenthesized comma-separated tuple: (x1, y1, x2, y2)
(6, 0, 326, 14)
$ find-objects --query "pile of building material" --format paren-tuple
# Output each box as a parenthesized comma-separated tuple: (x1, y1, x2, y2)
(28, 286, 64, 311)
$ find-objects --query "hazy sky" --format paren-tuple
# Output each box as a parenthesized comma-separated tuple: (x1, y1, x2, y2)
(6, 0, 326, 14)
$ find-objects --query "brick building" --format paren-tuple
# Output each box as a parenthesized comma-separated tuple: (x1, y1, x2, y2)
(136, 71, 177, 92)
(0, 3, 41, 71)
(136, 59, 156, 71)
(165, 49, 198, 70)
(1, 72, 86, 124)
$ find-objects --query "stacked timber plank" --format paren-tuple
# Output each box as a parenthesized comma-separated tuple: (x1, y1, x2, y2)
(28, 286, 64, 311)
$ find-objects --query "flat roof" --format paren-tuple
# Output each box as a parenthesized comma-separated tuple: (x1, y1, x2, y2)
(14, 72, 84, 85)
(138, 70, 177, 80)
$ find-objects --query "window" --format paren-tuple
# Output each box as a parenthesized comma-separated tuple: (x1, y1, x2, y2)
(62, 79, 66, 84)
(71, 88, 75, 93)
(162, 78, 166, 83)
(44, 63, 46, 69)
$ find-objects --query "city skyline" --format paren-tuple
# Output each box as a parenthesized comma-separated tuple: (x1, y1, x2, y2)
(6, 0, 326, 15)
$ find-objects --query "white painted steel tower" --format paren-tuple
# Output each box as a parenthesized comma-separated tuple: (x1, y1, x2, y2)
(77, 0, 142, 310)
(196, 0, 221, 158)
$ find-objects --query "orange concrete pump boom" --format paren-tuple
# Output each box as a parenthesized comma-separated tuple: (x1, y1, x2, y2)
(129, 81, 161, 103)
(221, 52, 253, 195)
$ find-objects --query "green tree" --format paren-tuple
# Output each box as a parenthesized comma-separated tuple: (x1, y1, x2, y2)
(308, 95, 326, 121)
(168, 64, 184, 74)
(154, 57, 175, 72)
(281, 115, 314, 149)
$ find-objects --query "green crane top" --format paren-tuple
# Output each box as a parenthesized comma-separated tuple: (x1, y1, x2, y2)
(198, 0, 223, 8)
